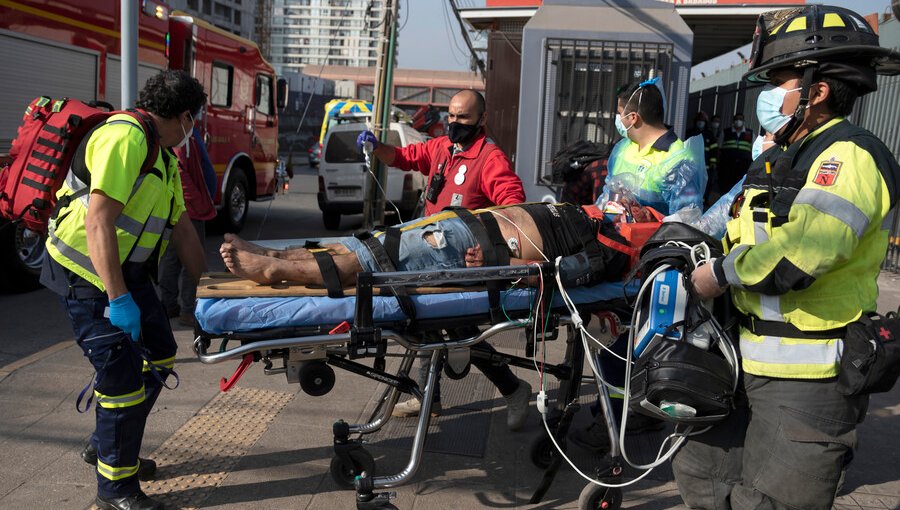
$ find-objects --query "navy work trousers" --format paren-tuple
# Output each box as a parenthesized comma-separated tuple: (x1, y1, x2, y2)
(60, 278, 177, 498)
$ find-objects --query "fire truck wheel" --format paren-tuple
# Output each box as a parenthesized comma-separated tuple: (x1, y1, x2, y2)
(222, 171, 249, 233)
(0, 219, 44, 293)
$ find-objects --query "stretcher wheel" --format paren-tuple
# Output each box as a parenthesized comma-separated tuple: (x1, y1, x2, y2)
(299, 361, 336, 396)
(330, 449, 376, 489)
(443, 361, 470, 380)
(529, 434, 556, 469)
(191, 337, 209, 356)
(577, 483, 622, 510)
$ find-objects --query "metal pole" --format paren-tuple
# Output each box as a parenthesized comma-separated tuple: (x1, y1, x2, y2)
(121, 0, 138, 109)
(363, 0, 396, 229)
(372, 3, 398, 226)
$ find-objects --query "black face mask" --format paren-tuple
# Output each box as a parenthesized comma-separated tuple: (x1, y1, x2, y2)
(447, 121, 481, 145)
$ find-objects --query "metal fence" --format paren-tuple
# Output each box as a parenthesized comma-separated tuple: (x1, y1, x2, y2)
(689, 70, 900, 273)
(537, 39, 673, 186)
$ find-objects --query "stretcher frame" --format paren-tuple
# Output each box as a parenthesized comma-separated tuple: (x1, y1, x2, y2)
(193, 264, 632, 509)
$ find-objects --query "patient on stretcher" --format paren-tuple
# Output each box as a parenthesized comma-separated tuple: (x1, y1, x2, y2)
(220, 203, 631, 289)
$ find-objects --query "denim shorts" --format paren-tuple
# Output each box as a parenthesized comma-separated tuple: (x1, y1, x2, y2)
(339, 217, 477, 273)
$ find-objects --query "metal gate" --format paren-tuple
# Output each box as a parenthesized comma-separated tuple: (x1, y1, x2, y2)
(537, 38, 673, 187)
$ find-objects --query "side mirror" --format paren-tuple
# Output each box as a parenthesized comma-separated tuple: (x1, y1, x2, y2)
(277, 78, 288, 110)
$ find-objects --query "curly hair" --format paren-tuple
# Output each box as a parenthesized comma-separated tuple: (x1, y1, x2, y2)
(136, 70, 207, 119)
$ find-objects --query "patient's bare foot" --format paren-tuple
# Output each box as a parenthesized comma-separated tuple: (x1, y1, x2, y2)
(223, 233, 269, 256)
(221, 246, 284, 284)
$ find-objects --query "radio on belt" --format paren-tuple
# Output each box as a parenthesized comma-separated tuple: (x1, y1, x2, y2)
(633, 269, 687, 357)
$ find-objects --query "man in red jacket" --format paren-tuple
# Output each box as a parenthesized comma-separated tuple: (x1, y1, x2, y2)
(357, 89, 530, 427)
(358, 89, 524, 216)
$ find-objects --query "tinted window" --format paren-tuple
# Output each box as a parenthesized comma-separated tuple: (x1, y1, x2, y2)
(325, 129, 402, 164)
(256, 74, 273, 115)
(211, 63, 233, 107)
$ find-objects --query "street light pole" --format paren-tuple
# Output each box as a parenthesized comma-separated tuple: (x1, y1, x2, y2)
(121, 0, 138, 109)
(363, 0, 399, 230)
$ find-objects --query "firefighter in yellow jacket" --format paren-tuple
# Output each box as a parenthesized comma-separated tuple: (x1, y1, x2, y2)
(675, 6, 900, 509)
(40, 71, 207, 510)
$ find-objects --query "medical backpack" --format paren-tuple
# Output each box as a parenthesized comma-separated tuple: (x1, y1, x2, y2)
(0, 97, 158, 233)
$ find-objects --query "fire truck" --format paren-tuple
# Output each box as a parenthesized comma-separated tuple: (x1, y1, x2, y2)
(0, 0, 285, 292)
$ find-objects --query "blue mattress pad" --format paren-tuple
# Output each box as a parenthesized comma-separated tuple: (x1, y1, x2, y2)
(196, 281, 638, 335)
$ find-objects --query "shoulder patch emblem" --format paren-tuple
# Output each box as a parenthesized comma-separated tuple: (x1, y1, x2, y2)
(813, 157, 842, 186)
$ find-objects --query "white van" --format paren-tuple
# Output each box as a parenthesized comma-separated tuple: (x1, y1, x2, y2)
(317, 122, 426, 230)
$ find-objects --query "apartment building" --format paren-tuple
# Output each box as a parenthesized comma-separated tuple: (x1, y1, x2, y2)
(269, 0, 387, 75)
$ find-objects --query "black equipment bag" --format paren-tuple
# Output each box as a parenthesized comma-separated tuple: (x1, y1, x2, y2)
(629, 338, 735, 425)
(550, 140, 608, 183)
(837, 312, 900, 396)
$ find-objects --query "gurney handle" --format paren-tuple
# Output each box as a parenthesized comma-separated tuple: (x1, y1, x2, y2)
(220, 353, 254, 392)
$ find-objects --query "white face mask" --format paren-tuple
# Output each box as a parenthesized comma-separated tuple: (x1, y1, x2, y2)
(751, 135, 776, 160)
(176, 113, 193, 158)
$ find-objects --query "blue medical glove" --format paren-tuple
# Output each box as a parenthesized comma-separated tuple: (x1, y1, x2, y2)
(356, 130, 378, 153)
(109, 292, 141, 342)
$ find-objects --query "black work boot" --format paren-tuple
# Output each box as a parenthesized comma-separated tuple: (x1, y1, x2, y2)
(96, 490, 164, 510)
(81, 443, 158, 481)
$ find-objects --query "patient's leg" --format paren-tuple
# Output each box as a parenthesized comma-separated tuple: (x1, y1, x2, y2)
(222, 234, 350, 261)
(222, 247, 362, 286)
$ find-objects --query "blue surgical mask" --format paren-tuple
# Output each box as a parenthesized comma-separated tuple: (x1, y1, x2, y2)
(757, 85, 801, 134)
(696, 121, 706, 130)
(751, 134, 776, 160)
(615, 113, 634, 138)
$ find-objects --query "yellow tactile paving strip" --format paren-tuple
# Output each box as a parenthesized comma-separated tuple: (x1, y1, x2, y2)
(90, 387, 294, 509)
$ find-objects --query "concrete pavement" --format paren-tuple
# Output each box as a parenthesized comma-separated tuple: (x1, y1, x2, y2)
(1, 170, 898, 510)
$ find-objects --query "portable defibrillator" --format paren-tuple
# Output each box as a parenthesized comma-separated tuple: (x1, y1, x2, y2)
(633, 269, 687, 357)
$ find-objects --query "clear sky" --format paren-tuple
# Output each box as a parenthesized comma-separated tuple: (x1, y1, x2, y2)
(396, 0, 894, 74)
(396, 0, 485, 72)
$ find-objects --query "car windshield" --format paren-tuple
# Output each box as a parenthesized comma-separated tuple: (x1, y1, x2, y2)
(325, 129, 402, 164)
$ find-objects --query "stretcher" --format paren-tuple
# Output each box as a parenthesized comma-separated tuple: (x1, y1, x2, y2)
(193, 263, 638, 510)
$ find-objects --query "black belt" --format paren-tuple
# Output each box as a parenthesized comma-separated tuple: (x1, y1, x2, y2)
(450, 208, 509, 322)
(741, 316, 846, 340)
(355, 231, 417, 320)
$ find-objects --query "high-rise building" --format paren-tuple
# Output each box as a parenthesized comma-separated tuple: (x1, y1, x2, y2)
(168, 0, 256, 39)
(270, 0, 387, 75)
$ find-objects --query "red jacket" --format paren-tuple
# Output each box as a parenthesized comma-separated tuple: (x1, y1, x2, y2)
(173, 136, 216, 221)
(391, 131, 524, 216)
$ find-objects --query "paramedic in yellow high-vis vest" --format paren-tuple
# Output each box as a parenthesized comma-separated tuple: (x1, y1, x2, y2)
(40, 71, 207, 510)
(571, 78, 709, 453)
(675, 6, 900, 509)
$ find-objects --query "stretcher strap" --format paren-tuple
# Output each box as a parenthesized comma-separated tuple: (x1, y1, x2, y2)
(451, 208, 508, 320)
(312, 251, 344, 298)
(356, 233, 417, 320)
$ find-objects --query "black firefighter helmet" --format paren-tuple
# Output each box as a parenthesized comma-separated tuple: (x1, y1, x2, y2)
(743, 5, 900, 94)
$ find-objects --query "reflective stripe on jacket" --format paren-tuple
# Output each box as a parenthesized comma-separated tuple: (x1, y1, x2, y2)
(46, 114, 185, 291)
(716, 118, 899, 379)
